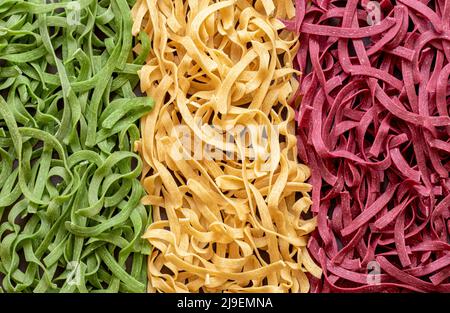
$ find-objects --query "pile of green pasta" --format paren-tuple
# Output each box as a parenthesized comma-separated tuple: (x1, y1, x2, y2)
(0, 0, 153, 292)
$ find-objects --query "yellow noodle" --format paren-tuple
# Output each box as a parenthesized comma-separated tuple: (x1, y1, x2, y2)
(132, 0, 322, 293)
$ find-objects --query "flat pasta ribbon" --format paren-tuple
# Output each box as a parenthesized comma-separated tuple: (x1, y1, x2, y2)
(0, 0, 153, 293)
(132, 0, 321, 293)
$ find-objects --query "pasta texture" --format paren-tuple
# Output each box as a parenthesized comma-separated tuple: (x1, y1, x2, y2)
(132, 0, 321, 292)
(0, 0, 152, 292)
(288, 0, 450, 292)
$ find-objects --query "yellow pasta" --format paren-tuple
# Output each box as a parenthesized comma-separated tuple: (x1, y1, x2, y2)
(131, 0, 322, 293)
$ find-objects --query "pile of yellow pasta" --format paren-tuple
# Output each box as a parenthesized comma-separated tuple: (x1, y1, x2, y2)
(131, 0, 321, 292)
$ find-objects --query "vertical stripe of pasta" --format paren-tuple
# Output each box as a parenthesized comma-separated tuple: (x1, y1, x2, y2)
(132, 0, 321, 293)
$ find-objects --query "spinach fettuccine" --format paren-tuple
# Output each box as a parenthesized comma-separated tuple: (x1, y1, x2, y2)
(0, 0, 153, 292)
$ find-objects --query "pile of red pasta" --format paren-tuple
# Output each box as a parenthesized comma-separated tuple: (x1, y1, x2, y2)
(285, 0, 450, 292)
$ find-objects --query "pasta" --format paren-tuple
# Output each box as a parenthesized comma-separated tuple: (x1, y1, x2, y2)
(132, 0, 321, 292)
(0, 0, 153, 292)
(288, 0, 450, 292)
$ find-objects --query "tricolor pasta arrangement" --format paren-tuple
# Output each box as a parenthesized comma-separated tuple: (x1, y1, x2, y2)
(0, 0, 448, 293)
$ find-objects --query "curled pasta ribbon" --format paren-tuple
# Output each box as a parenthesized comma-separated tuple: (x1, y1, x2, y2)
(132, 0, 321, 292)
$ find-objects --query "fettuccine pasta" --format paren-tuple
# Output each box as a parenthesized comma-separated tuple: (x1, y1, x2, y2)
(132, 0, 321, 292)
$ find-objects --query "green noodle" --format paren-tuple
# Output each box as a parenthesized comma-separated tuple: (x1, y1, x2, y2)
(0, 0, 153, 292)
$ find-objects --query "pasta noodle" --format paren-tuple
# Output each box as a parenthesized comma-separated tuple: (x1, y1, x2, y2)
(132, 0, 321, 292)
(288, 0, 450, 292)
(0, 0, 152, 292)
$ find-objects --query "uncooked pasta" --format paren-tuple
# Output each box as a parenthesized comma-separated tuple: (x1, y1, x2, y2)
(0, 0, 152, 292)
(131, 0, 321, 293)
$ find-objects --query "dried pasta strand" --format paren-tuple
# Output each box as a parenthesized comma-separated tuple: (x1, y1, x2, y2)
(288, 0, 450, 293)
(132, 0, 321, 293)
(0, 0, 153, 293)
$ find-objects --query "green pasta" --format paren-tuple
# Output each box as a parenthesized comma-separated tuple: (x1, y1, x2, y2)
(0, 0, 153, 292)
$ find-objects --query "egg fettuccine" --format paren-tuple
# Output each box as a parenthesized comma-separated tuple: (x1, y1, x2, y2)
(131, 0, 321, 292)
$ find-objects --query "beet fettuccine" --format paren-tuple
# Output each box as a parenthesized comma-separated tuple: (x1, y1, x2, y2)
(285, 0, 450, 292)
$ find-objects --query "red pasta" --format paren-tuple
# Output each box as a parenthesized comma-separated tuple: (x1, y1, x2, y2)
(285, 0, 450, 292)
